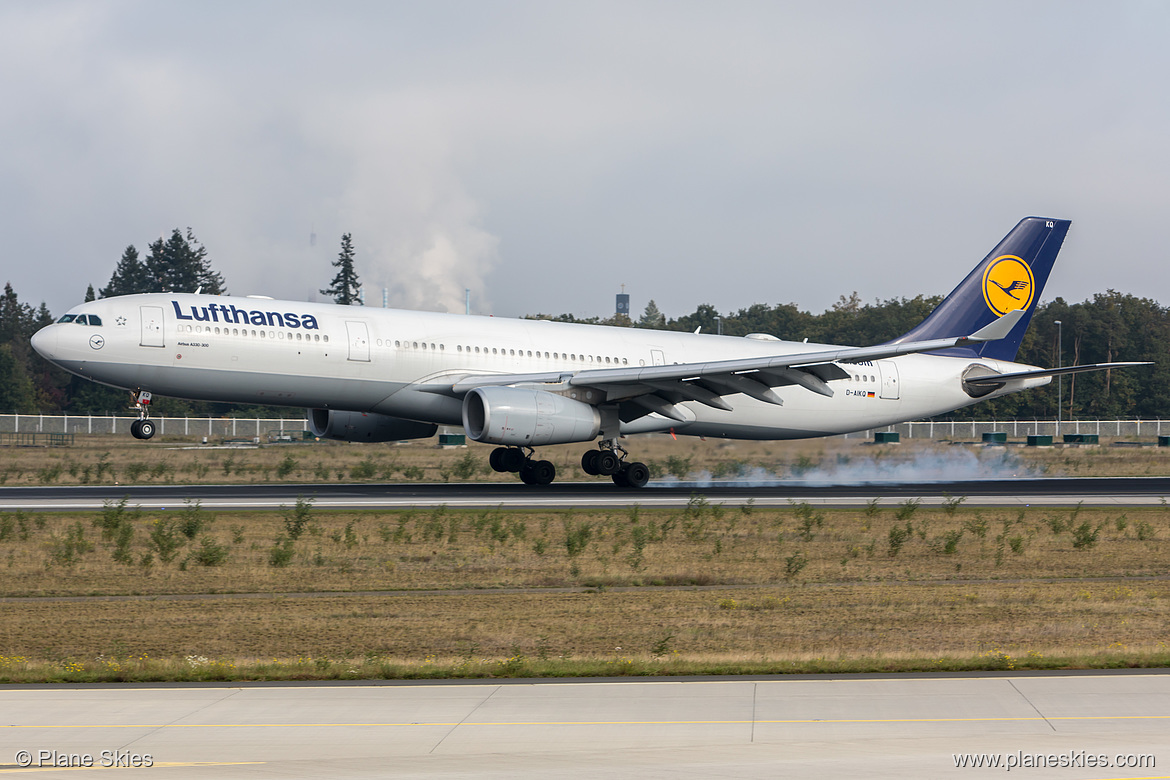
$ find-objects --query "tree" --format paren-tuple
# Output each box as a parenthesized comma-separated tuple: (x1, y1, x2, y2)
(638, 299, 665, 329)
(100, 245, 151, 298)
(143, 229, 225, 295)
(0, 344, 36, 413)
(84, 284, 95, 302)
(321, 233, 362, 305)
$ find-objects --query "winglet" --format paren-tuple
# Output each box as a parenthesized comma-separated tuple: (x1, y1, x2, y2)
(961, 309, 1025, 343)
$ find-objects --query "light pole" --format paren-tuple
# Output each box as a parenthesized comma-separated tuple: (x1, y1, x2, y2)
(1054, 320, 1062, 439)
(715, 316, 723, 336)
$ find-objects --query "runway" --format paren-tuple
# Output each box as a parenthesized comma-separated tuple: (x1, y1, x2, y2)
(1, 476, 1169, 510)
(0, 672, 1165, 778)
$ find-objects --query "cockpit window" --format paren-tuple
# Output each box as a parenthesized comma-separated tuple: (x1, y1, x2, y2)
(57, 314, 77, 323)
(87, 315, 102, 326)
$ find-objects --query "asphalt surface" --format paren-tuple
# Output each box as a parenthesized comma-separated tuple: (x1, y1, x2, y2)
(1, 477, 1170, 510)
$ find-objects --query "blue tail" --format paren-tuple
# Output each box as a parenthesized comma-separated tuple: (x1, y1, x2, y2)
(887, 216, 1070, 361)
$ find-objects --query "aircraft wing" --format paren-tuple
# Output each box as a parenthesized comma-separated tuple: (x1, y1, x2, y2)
(438, 310, 1026, 418)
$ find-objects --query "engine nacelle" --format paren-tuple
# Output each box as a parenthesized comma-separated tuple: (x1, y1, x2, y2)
(462, 386, 601, 446)
(308, 409, 437, 442)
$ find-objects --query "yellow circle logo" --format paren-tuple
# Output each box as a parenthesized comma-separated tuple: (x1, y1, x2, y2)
(982, 255, 1034, 316)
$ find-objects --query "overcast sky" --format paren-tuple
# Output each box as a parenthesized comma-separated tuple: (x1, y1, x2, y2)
(2, 1, 1167, 325)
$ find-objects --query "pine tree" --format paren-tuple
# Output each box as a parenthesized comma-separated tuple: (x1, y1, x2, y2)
(638, 299, 665, 328)
(143, 229, 225, 295)
(321, 233, 362, 305)
(84, 284, 96, 302)
(100, 246, 151, 298)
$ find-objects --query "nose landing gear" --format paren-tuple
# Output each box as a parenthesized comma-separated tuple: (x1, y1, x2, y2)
(129, 390, 156, 440)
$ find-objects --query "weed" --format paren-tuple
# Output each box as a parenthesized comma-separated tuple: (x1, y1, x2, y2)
(651, 632, 676, 658)
(47, 521, 93, 566)
(784, 550, 809, 580)
(268, 536, 296, 567)
(1008, 535, 1025, 554)
(894, 498, 921, 522)
(148, 518, 185, 564)
(941, 493, 967, 516)
(940, 529, 963, 555)
(191, 536, 229, 567)
(562, 516, 593, 558)
(350, 458, 378, 480)
(864, 498, 880, 517)
(282, 496, 314, 540)
(450, 452, 480, 481)
(1114, 514, 1128, 533)
(888, 522, 912, 557)
(1136, 521, 1155, 541)
(962, 514, 989, 539)
(1045, 515, 1068, 534)
(664, 455, 692, 480)
(276, 455, 298, 479)
(179, 500, 210, 539)
(1071, 521, 1102, 549)
(793, 502, 824, 541)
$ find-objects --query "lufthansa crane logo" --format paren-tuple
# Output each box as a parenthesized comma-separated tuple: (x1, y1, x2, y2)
(982, 255, 1034, 317)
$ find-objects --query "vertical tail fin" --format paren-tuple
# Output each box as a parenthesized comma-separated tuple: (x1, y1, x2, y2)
(888, 216, 1070, 361)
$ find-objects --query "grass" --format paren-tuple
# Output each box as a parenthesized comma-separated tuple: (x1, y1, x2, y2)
(0, 499, 1168, 681)
(3, 433, 1170, 487)
(3, 433, 1169, 682)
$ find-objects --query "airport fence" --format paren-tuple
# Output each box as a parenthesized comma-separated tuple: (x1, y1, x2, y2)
(846, 419, 1170, 440)
(0, 414, 1167, 441)
(0, 414, 309, 440)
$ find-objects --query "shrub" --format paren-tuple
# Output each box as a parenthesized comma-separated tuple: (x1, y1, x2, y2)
(276, 455, 298, 479)
(268, 536, 296, 567)
(1071, 521, 1101, 549)
(148, 518, 184, 563)
(282, 496, 314, 540)
(191, 536, 229, 566)
(888, 522, 912, 557)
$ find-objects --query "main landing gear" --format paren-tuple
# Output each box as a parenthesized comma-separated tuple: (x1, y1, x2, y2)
(488, 443, 650, 488)
(580, 441, 650, 488)
(129, 390, 156, 440)
(488, 447, 557, 486)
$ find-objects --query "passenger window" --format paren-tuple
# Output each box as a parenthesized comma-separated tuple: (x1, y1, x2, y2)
(260, 331, 266, 338)
(475, 347, 480, 353)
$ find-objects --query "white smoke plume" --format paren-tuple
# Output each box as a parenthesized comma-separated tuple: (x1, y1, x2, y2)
(657, 446, 1041, 489)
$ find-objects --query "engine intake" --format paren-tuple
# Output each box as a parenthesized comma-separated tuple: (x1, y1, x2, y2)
(463, 386, 601, 446)
(308, 409, 437, 442)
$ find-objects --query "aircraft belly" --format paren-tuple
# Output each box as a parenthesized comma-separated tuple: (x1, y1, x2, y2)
(79, 360, 405, 410)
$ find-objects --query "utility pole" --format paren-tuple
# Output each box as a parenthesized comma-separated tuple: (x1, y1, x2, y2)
(1055, 320, 1062, 439)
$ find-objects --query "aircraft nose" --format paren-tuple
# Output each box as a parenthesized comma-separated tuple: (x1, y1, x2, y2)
(30, 325, 58, 359)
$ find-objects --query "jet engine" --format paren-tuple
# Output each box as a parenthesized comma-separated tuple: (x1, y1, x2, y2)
(308, 409, 437, 442)
(462, 386, 601, 446)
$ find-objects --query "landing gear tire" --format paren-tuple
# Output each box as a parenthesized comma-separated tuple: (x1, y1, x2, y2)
(130, 420, 143, 439)
(581, 450, 600, 476)
(520, 459, 556, 486)
(137, 419, 156, 440)
(491, 447, 525, 473)
(595, 451, 620, 476)
(621, 461, 650, 488)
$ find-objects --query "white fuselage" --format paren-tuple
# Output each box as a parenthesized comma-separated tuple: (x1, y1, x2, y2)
(32, 293, 1050, 440)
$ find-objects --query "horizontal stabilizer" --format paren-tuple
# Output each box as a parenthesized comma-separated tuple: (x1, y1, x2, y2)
(964, 362, 1152, 385)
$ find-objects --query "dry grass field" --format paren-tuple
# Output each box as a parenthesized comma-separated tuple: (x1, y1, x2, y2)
(1, 489, 1168, 680)
(2, 433, 1169, 681)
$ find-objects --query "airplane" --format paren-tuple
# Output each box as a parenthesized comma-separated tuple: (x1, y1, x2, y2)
(30, 216, 1146, 488)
